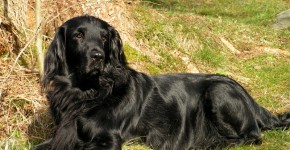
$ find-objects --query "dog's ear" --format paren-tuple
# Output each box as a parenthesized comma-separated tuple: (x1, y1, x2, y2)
(108, 26, 127, 66)
(42, 26, 68, 88)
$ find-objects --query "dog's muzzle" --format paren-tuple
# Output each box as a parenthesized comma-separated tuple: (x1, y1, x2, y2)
(87, 50, 105, 76)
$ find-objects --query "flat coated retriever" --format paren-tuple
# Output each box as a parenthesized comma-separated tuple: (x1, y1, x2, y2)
(32, 15, 290, 150)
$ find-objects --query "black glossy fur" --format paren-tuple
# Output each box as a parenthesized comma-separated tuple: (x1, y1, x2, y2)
(33, 15, 290, 150)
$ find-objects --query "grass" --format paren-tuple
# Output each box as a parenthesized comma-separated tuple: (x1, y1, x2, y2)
(240, 55, 290, 109)
(2, 129, 32, 150)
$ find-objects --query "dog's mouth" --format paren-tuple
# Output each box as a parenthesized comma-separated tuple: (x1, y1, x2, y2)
(87, 68, 101, 77)
(86, 59, 104, 76)
(74, 59, 104, 87)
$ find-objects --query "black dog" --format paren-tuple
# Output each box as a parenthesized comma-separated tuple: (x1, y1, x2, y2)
(33, 15, 290, 150)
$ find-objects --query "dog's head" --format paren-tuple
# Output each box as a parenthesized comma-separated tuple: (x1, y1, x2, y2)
(43, 15, 127, 87)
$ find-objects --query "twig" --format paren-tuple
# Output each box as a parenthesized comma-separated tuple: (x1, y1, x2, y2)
(0, 24, 42, 87)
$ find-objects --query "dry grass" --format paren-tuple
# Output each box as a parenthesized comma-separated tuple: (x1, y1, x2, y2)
(0, 58, 48, 148)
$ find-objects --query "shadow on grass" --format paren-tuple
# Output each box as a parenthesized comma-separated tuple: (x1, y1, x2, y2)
(27, 108, 55, 148)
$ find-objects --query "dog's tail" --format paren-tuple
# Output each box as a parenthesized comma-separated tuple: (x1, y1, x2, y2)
(257, 106, 290, 131)
(232, 77, 290, 131)
(276, 113, 290, 129)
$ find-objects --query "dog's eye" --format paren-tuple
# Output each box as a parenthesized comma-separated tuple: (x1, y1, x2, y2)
(75, 32, 84, 39)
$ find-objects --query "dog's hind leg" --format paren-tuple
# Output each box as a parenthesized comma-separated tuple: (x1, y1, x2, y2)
(228, 79, 290, 131)
(203, 81, 262, 147)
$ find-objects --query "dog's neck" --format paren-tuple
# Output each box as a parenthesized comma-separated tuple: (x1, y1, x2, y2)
(73, 65, 131, 92)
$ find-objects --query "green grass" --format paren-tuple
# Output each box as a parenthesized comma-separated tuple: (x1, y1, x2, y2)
(124, 44, 146, 62)
(145, 0, 289, 24)
(133, 7, 189, 73)
(193, 45, 226, 67)
(1, 129, 32, 150)
(239, 55, 290, 109)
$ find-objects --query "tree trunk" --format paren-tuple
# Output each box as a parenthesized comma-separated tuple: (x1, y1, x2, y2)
(36, 0, 43, 76)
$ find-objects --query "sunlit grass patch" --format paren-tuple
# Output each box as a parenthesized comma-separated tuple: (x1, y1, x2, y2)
(1, 129, 32, 150)
(122, 138, 152, 150)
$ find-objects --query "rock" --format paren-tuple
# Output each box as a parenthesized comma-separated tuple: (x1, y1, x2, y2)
(272, 9, 290, 30)
(187, 64, 199, 73)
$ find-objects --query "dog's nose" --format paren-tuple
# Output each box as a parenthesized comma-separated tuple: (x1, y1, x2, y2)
(91, 50, 103, 60)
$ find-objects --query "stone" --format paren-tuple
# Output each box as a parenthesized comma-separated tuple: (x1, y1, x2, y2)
(272, 9, 290, 30)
